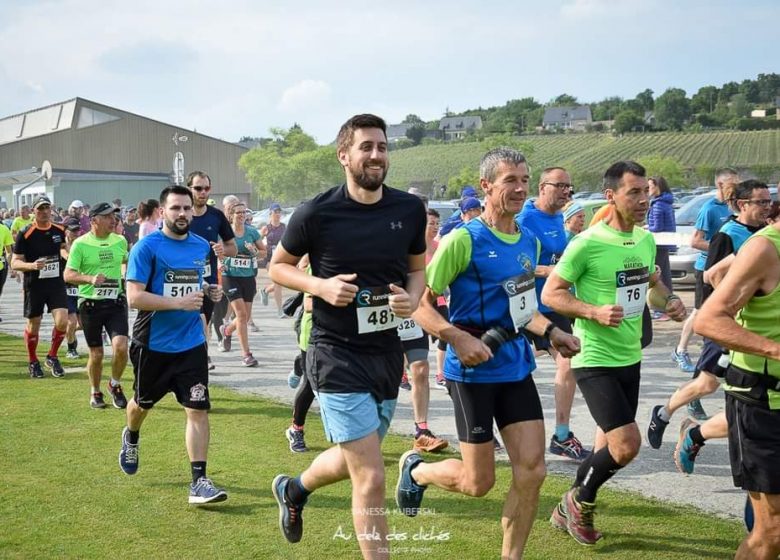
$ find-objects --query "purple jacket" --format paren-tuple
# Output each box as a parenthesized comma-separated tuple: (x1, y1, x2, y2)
(648, 191, 676, 233)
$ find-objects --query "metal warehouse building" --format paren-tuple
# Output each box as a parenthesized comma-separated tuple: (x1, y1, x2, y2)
(0, 97, 253, 210)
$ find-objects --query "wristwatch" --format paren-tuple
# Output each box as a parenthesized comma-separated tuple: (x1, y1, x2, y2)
(543, 322, 557, 339)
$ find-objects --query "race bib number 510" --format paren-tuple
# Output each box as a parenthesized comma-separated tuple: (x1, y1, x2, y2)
(356, 286, 401, 334)
(163, 269, 200, 298)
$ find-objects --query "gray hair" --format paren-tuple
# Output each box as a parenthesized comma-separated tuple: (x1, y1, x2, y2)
(479, 147, 528, 183)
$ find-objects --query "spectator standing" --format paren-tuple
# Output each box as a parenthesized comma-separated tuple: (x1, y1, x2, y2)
(647, 176, 676, 320)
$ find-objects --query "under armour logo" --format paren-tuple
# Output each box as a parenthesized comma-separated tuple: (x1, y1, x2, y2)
(390, 222, 403, 230)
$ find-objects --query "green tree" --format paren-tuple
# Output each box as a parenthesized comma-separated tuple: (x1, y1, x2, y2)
(638, 154, 688, 187)
(654, 88, 691, 130)
(694, 164, 717, 186)
(690, 86, 719, 114)
(613, 109, 644, 134)
(239, 126, 342, 203)
(447, 166, 479, 194)
(634, 89, 655, 112)
(729, 93, 752, 119)
(406, 124, 426, 145)
(403, 114, 425, 125)
(552, 94, 578, 106)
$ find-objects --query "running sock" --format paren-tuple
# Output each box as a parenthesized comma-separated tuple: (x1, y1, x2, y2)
(126, 429, 140, 444)
(92, 386, 100, 393)
(109, 378, 121, 388)
(576, 447, 623, 504)
(291, 423, 304, 431)
(573, 450, 596, 488)
(67, 340, 78, 352)
(191, 461, 207, 483)
(690, 425, 706, 446)
(285, 476, 311, 505)
(555, 424, 570, 441)
(49, 327, 66, 356)
(657, 406, 672, 423)
(415, 422, 429, 436)
(24, 329, 39, 362)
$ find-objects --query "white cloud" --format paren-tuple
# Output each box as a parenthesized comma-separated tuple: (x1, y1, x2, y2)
(26, 81, 44, 94)
(277, 80, 332, 113)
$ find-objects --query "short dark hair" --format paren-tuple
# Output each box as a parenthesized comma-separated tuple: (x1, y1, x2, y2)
(602, 161, 646, 191)
(730, 179, 769, 212)
(427, 208, 440, 219)
(160, 185, 193, 206)
(186, 171, 211, 187)
(336, 114, 387, 154)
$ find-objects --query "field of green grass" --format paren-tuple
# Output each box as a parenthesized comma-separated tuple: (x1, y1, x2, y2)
(387, 129, 780, 188)
(0, 332, 746, 559)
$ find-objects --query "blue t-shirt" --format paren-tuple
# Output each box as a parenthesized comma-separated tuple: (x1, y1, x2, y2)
(517, 201, 568, 313)
(190, 206, 235, 283)
(223, 226, 261, 278)
(694, 198, 732, 271)
(127, 230, 209, 353)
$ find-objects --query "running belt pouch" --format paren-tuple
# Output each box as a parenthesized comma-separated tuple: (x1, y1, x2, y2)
(282, 292, 304, 317)
(724, 363, 772, 407)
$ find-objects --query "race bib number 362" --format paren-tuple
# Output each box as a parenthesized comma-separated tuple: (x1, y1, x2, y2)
(163, 269, 200, 298)
(39, 256, 60, 279)
(355, 286, 401, 334)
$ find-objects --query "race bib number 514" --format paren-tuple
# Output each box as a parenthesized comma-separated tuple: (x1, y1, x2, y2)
(356, 286, 401, 334)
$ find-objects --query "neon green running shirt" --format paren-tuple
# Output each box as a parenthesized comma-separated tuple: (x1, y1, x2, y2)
(555, 221, 656, 368)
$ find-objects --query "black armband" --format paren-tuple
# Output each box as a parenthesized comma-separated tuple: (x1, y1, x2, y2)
(543, 322, 557, 340)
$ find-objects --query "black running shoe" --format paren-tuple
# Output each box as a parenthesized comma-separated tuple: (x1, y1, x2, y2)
(28, 361, 44, 379)
(45, 356, 65, 378)
(272, 474, 306, 543)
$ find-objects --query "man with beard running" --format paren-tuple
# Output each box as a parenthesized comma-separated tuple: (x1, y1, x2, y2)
(187, 171, 237, 370)
(270, 114, 426, 559)
(118, 185, 228, 505)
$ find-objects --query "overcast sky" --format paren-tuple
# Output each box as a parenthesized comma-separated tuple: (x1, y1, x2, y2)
(0, 0, 776, 144)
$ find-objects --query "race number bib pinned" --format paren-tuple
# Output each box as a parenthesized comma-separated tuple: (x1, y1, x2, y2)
(615, 267, 649, 319)
(355, 286, 401, 334)
(163, 269, 200, 298)
(502, 271, 537, 330)
(66, 285, 78, 297)
(397, 317, 423, 341)
(39, 256, 60, 279)
(232, 257, 252, 269)
(94, 279, 120, 299)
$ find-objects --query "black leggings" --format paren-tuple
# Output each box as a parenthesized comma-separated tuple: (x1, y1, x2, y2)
(211, 295, 230, 341)
(292, 350, 315, 427)
(0, 266, 7, 299)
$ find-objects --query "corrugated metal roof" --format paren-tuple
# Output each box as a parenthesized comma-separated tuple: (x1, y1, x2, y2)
(0, 99, 77, 146)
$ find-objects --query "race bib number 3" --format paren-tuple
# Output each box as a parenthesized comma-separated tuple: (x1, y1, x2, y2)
(39, 256, 60, 279)
(615, 267, 649, 319)
(356, 286, 401, 334)
(163, 269, 200, 298)
(503, 271, 537, 329)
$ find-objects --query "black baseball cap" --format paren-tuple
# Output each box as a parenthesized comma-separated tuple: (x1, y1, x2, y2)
(63, 217, 80, 231)
(32, 195, 52, 209)
(89, 202, 120, 218)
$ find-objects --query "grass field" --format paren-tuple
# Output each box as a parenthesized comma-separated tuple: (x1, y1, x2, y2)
(0, 332, 746, 559)
(386, 129, 780, 188)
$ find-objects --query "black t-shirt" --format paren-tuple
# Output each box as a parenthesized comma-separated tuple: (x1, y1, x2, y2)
(190, 206, 235, 283)
(13, 223, 66, 289)
(282, 184, 426, 355)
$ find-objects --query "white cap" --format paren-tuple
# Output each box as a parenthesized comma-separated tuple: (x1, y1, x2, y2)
(69, 199, 84, 209)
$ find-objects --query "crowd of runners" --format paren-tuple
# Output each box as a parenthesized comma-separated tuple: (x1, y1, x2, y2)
(2, 113, 779, 559)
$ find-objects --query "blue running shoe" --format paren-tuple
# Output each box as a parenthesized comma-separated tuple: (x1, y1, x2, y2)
(674, 418, 702, 474)
(286, 427, 308, 453)
(119, 427, 139, 475)
(396, 450, 426, 517)
(189, 477, 228, 505)
(687, 399, 710, 421)
(272, 474, 306, 543)
(672, 349, 695, 373)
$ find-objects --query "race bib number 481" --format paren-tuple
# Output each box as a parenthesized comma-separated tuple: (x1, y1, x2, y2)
(356, 286, 401, 334)
(163, 269, 200, 298)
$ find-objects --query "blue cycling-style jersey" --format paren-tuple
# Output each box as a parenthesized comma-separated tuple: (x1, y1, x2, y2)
(127, 230, 209, 353)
